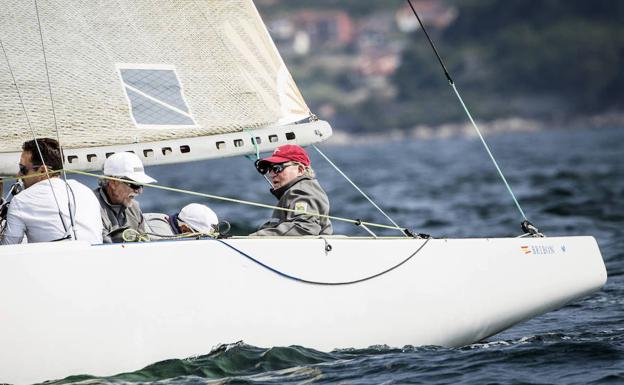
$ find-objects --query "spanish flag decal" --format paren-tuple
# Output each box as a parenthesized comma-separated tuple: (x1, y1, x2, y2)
(521, 246, 531, 254)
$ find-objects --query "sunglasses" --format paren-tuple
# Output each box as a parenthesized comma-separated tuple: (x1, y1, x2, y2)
(18, 164, 41, 175)
(255, 161, 296, 175)
(120, 178, 142, 191)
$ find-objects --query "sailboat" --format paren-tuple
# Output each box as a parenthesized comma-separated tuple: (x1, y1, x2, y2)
(0, 1, 606, 384)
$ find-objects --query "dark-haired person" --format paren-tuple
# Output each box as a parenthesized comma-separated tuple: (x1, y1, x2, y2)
(0, 138, 102, 245)
(94, 152, 156, 243)
(251, 144, 332, 236)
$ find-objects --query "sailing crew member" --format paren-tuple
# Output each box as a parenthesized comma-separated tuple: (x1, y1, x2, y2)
(145, 203, 220, 239)
(94, 152, 156, 243)
(251, 144, 332, 236)
(0, 138, 103, 245)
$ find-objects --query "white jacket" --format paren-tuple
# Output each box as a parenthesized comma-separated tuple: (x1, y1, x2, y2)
(1, 178, 103, 245)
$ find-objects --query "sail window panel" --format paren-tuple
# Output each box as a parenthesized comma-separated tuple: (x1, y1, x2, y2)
(124, 87, 194, 126)
(118, 66, 197, 128)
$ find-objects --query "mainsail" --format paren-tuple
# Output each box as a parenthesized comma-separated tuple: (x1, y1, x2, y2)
(0, 0, 327, 172)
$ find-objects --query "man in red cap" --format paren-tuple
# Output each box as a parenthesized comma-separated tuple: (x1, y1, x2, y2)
(251, 144, 332, 236)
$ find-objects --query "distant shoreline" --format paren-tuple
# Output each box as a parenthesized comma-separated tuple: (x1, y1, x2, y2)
(323, 112, 624, 145)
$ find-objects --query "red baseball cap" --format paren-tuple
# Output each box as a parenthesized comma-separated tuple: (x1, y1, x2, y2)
(257, 144, 311, 167)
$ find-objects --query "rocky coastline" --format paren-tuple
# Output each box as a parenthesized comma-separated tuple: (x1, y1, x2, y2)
(324, 112, 624, 145)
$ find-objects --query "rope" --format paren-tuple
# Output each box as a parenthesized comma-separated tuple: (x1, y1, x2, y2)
(213, 236, 431, 285)
(145, 231, 219, 240)
(0, 170, 61, 183)
(120, 228, 150, 242)
(0, 38, 72, 238)
(312, 145, 408, 237)
(243, 128, 261, 160)
(450, 83, 527, 220)
(34, 0, 78, 239)
(243, 127, 272, 187)
(64, 170, 408, 233)
(406, 0, 529, 222)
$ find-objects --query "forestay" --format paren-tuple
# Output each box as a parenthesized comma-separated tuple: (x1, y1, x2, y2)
(0, 0, 324, 173)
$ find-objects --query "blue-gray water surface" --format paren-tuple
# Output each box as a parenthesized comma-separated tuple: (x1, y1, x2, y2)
(47, 127, 623, 385)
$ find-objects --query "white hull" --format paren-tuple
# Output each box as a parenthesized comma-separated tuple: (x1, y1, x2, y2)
(0, 236, 606, 384)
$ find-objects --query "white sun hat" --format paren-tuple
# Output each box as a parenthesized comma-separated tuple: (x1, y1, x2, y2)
(103, 152, 156, 184)
(178, 203, 219, 233)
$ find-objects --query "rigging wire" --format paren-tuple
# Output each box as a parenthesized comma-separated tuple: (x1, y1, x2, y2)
(312, 144, 408, 237)
(34, 0, 77, 240)
(0, 38, 71, 239)
(196, 0, 406, 235)
(243, 127, 273, 187)
(405, 0, 529, 224)
(64, 169, 412, 233)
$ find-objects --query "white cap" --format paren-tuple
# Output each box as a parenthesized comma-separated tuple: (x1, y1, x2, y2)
(103, 152, 156, 184)
(178, 203, 219, 234)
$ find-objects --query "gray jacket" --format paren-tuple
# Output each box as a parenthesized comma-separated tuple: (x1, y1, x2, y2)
(251, 176, 333, 236)
(94, 186, 146, 243)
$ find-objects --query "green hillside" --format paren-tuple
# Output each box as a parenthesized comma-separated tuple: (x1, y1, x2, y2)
(258, 0, 624, 131)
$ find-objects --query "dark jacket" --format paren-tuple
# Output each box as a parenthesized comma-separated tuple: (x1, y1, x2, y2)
(94, 186, 146, 243)
(251, 176, 333, 236)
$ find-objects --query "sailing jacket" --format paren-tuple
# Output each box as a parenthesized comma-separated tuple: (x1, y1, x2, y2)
(94, 186, 146, 243)
(251, 176, 333, 236)
(144, 212, 182, 239)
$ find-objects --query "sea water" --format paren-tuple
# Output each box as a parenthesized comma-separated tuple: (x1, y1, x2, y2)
(45, 127, 623, 385)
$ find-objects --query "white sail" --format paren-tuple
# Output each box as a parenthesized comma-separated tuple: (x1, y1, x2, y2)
(0, 0, 319, 163)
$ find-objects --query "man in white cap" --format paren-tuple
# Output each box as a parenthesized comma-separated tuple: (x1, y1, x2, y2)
(94, 152, 156, 243)
(145, 203, 219, 238)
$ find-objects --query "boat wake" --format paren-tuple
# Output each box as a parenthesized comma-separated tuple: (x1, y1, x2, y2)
(39, 329, 623, 385)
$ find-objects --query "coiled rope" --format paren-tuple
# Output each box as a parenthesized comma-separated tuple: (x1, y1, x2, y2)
(121, 227, 218, 242)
